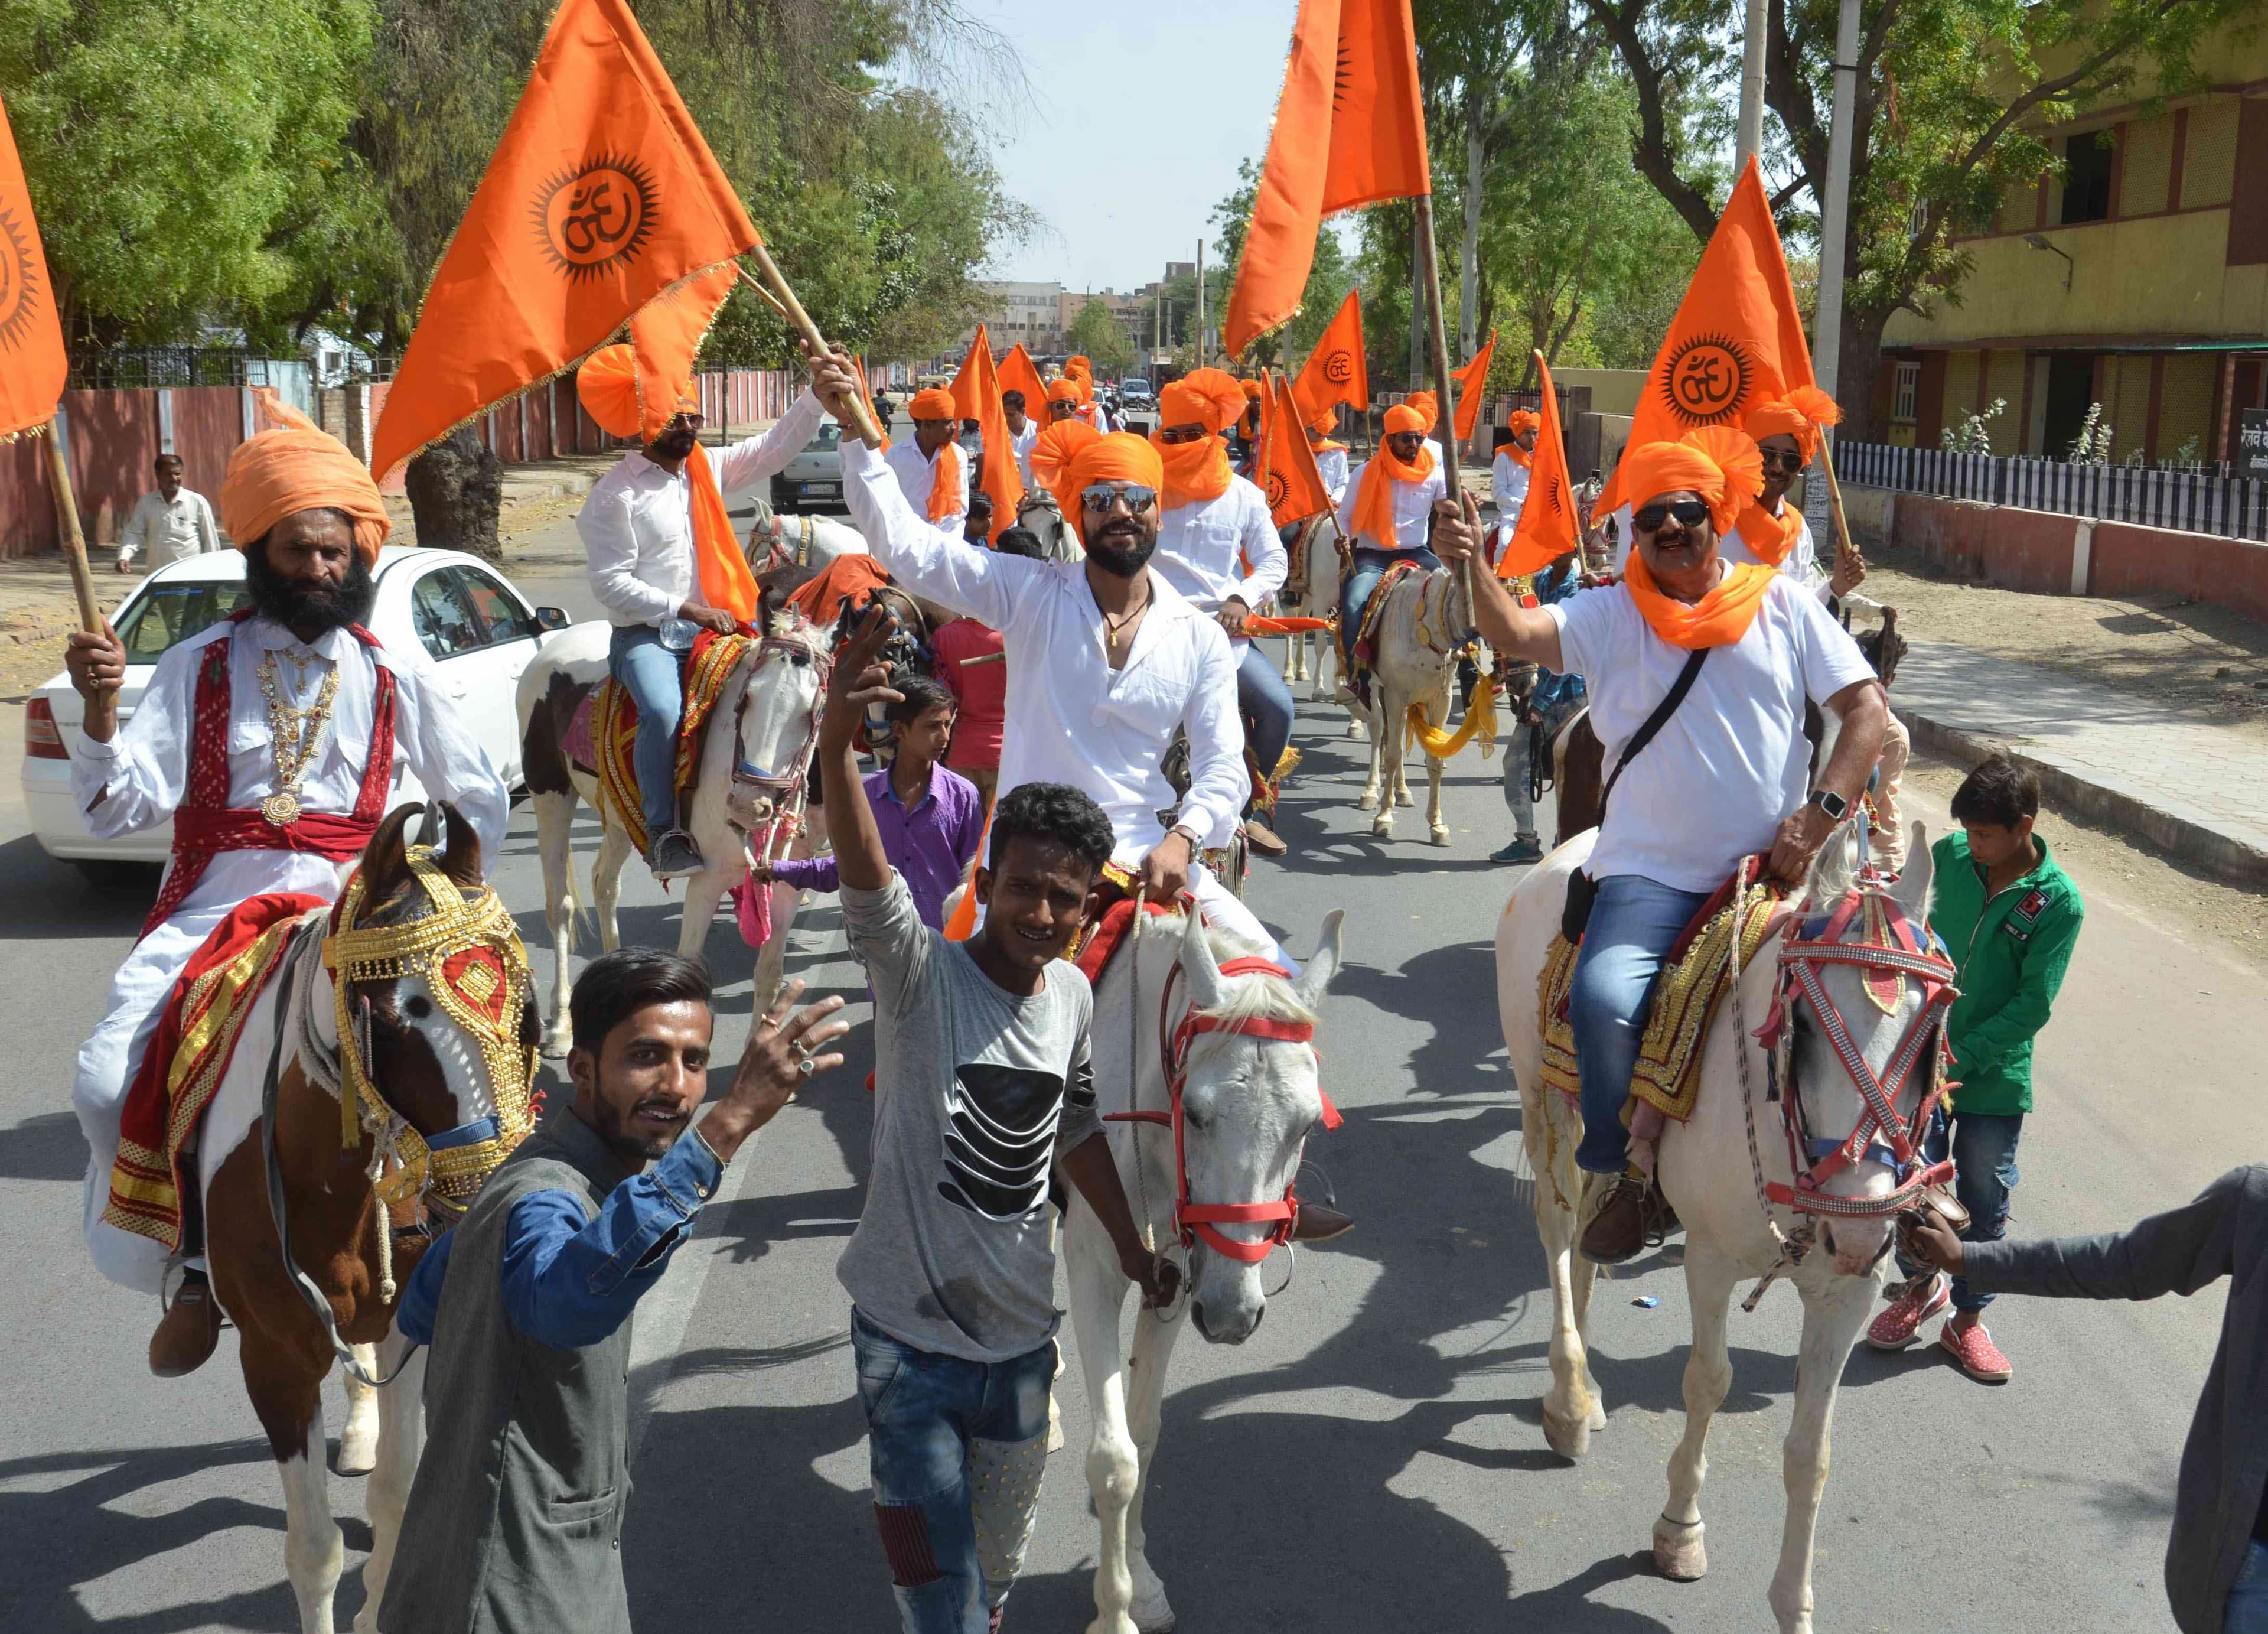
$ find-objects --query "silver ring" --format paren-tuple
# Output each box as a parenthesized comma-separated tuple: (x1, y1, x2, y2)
(791, 1039, 813, 1060)
(797, 1057, 816, 1076)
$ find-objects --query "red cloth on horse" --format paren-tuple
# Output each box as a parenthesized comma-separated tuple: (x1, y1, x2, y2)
(105, 891, 328, 1249)
(786, 555, 892, 626)
(140, 610, 396, 938)
(1074, 891, 1175, 986)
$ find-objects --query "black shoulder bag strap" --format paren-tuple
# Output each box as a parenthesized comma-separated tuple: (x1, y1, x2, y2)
(1562, 645, 1712, 942)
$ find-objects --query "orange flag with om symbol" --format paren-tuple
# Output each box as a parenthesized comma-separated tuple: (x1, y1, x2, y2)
(1290, 288, 1368, 429)
(1256, 372, 1334, 529)
(0, 90, 68, 442)
(1496, 353, 1583, 580)
(370, 0, 761, 481)
(1594, 156, 1816, 521)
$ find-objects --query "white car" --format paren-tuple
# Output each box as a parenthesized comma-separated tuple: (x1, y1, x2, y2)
(768, 417, 845, 513)
(21, 545, 568, 882)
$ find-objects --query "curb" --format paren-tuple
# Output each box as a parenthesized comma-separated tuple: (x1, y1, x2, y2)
(1896, 705, 2268, 893)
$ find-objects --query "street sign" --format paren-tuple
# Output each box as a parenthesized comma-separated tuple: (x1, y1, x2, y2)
(2239, 408, 2268, 480)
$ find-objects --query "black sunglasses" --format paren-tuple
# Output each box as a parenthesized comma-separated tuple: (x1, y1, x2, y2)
(1759, 448, 1807, 472)
(1634, 499, 1712, 532)
(1081, 483, 1158, 514)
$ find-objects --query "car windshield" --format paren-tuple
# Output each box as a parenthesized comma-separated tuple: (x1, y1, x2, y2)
(806, 424, 842, 451)
(115, 581, 253, 662)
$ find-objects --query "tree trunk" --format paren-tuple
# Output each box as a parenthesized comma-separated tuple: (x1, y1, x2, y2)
(1460, 97, 1485, 360)
(404, 425, 504, 562)
(1837, 305, 1894, 443)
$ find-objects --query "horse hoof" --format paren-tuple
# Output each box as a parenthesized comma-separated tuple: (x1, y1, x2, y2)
(1429, 826, 1451, 847)
(334, 1434, 377, 1478)
(1357, 792, 1379, 811)
(1653, 1518, 1707, 1581)
(1542, 1405, 1592, 1460)
(1131, 1586, 1175, 1633)
(1370, 818, 1393, 839)
(1395, 789, 1415, 808)
(539, 1030, 573, 1061)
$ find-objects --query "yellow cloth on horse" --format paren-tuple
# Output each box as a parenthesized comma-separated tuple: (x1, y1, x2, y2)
(1406, 675, 1498, 759)
(1537, 871, 1786, 1124)
(592, 632, 754, 857)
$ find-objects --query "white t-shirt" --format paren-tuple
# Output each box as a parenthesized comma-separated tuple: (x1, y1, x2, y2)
(1550, 574, 1876, 891)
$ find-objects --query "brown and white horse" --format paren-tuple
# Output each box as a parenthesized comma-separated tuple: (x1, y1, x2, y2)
(195, 802, 540, 1633)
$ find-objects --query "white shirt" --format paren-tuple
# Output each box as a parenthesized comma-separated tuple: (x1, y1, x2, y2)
(843, 438, 1247, 857)
(1550, 574, 1876, 891)
(1336, 457, 1448, 552)
(118, 488, 221, 566)
(1152, 475, 1285, 647)
(1314, 445, 1351, 507)
(1491, 453, 1531, 524)
(578, 389, 826, 627)
(881, 437, 972, 540)
(1008, 418, 1041, 487)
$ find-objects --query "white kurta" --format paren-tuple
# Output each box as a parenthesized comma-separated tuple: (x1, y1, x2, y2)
(1008, 418, 1041, 488)
(1491, 453, 1531, 524)
(842, 438, 1286, 963)
(1335, 458, 1448, 552)
(1152, 476, 1285, 649)
(881, 438, 972, 539)
(67, 616, 511, 1294)
(1314, 446, 1351, 508)
(118, 489, 221, 567)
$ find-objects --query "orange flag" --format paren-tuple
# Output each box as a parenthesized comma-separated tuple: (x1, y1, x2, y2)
(1595, 155, 1816, 520)
(957, 328, 1025, 544)
(1452, 330, 1497, 444)
(1497, 352, 1582, 580)
(1290, 288, 1368, 427)
(998, 343, 1048, 420)
(0, 91, 67, 442)
(371, 0, 761, 481)
(1224, 0, 1430, 359)
(1256, 372, 1334, 528)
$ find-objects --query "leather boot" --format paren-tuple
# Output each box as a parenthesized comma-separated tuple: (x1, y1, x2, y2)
(149, 1268, 222, 1378)
(1579, 1171, 1680, 1265)
(1243, 816, 1289, 857)
(1292, 1201, 1354, 1242)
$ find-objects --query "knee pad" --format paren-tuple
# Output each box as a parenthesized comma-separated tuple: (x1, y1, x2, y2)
(968, 1432, 1048, 1593)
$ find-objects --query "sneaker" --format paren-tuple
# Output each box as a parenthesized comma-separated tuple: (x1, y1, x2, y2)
(1491, 836, 1544, 865)
(649, 829, 705, 880)
(1866, 1271, 1950, 1350)
(1939, 1316, 2012, 1383)
(1243, 816, 1289, 857)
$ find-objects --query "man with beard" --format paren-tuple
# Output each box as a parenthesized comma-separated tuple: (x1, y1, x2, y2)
(61, 405, 511, 1373)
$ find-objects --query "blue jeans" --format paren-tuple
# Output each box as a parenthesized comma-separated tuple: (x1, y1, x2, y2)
(1237, 641, 1295, 781)
(1342, 545, 1443, 658)
(1503, 695, 1582, 839)
(1569, 874, 1712, 1174)
(2228, 1540, 2268, 1634)
(853, 1309, 1055, 1633)
(1894, 1108, 2024, 1313)
(608, 625, 682, 846)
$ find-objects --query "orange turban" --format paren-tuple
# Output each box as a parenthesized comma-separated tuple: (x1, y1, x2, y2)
(1046, 377, 1083, 406)
(1743, 385, 1842, 463)
(1619, 427, 1764, 536)
(1158, 367, 1246, 435)
(220, 394, 390, 567)
(1031, 419, 1102, 495)
(1060, 432, 1165, 543)
(1506, 409, 1542, 437)
(1065, 354, 1092, 376)
(576, 343, 694, 441)
(1406, 390, 1438, 430)
(908, 386, 959, 422)
(1383, 403, 1429, 437)
(1240, 377, 1264, 402)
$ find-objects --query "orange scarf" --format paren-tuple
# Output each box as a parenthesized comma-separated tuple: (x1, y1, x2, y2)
(686, 442, 760, 623)
(927, 441, 964, 525)
(1155, 433, 1231, 510)
(1621, 549, 1774, 650)
(1497, 444, 1533, 471)
(1348, 442, 1436, 551)
(1736, 498, 1803, 568)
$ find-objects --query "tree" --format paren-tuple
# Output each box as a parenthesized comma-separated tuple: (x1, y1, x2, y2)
(1588, 0, 2258, 437)
(1207, 157, 1355, 369)
(1065, 298, 1134, 379)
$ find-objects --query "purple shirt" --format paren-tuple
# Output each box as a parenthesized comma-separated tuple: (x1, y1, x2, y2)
(773, 763, 984, 929)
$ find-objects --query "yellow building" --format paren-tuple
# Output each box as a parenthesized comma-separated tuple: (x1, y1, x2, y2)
(1878, 29, 2268, 463)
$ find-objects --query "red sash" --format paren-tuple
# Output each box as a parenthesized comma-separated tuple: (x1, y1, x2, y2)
(139, 614, 397, 939)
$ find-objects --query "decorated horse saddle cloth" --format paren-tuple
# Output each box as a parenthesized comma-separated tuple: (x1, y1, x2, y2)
(104, 892, 329, 1254)
(571, 631, 755, 855)
(1537, 857, 1786, 1127)
(1347, 559, 1426, 675)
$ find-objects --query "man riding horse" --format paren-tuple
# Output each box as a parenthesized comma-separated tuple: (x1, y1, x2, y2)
(1335, 402, 1448, 689)
(62, 405, 511, 1376)
(1433, 427, 1888, 1262)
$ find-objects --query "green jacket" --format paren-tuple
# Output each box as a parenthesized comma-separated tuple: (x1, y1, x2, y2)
(1926, 831, 2084, 1116)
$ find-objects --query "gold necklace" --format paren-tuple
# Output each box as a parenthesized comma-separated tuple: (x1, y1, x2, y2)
(256, 652, 341, 826)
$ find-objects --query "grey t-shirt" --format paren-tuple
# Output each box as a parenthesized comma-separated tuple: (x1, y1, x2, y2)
(837, 874, 1101, 1362)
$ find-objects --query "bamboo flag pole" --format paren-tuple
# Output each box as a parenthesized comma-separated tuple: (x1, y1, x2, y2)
(43, 415, 102, 633)
(734, 252, 884, 447)
(1816, 434, 1862, 570)
(1410, 194, 1472, 613)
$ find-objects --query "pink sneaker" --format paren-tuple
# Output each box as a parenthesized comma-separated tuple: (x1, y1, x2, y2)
(1866, 1272, 1950, 1350)
(1940, 1316, 2013, 1383)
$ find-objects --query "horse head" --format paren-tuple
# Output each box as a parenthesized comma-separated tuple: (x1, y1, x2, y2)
(718, 588, 832, 834)
(1172, 907, 1345, 1345)
(1774, 819, 1941, 1276)
(327, 802, 542, 1212)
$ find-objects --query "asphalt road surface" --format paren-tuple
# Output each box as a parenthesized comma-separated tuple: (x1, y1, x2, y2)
(2, 603, 2255, 1633)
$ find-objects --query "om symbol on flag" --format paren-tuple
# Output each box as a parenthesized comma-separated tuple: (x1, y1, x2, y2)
(532, 153, 659, 281)
(0, 198, 35, 350)
(1661, 334, 1750, 426)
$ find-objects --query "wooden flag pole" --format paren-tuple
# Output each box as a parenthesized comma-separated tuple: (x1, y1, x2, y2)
(43, 415, 102, 633)
(1816, 433, 1861, 569)
(1410, 194, 1471, 612)
(734, 253, 884, 447)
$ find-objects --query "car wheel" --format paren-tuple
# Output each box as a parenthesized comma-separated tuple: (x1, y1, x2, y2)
(73, 858, 164, 892)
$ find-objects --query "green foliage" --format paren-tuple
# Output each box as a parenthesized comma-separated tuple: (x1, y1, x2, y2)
(1065, 298, 1133, 377)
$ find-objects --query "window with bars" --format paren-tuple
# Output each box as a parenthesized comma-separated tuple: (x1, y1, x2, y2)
(1892, 362, 1920, 424)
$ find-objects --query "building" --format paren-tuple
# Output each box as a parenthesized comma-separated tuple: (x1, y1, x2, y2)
(1878, 26, 2268, 464)
(966, 280, 1065, 357)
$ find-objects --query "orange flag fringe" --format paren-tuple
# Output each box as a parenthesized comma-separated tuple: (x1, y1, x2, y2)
(1291, 288, 1369, 428)
(1595, 156, 1816, 520)
(1497, 352, 1582, 580)
(956, 327, 1025, 544)
(1452, 331, 1497, 444)
(0, 90, 67, 442)
(1256, 372, 1334, 528)
(1224, 0, 1430, 359)
(371, 0, 761, 481)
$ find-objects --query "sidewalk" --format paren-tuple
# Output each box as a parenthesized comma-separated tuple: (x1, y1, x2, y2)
(1894, 639, 2268, 890)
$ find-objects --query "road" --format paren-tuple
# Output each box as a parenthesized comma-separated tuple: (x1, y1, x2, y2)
(2, 600, 2257, 1632)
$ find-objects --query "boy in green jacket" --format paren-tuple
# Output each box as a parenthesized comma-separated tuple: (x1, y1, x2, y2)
(1869, 753, 2085, 1381)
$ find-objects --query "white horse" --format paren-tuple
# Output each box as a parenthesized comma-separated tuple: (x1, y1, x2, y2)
(515, 601, 831, 1056)
(1276, 512, 1342, 699)
(1065, 904, 1345, 1634)
(1496, 820, 1944, 1633)
(1014, 489, 1085, 562)
(1353, 564, 1472, 845)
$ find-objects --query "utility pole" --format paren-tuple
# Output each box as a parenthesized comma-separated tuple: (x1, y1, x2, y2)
(1808, 0, 1863, 558)
(1195, 237, 1206, 367)
(1737, 0, 1768, 171)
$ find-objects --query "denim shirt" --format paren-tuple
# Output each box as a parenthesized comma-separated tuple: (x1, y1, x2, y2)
(398, 1122, 725, 1350)
(1527, 563, 1588, 716)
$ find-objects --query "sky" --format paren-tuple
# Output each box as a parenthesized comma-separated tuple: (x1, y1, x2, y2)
(939, 0, 1301, 295)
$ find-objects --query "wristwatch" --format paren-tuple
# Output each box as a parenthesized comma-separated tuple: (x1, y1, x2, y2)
(1168, 822, 1205, 852)
(1806, 787, 1850, 822)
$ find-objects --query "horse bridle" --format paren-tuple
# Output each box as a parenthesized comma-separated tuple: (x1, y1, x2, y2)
(731, 628, 834, 870)
(1104, 942, 1341, 1264)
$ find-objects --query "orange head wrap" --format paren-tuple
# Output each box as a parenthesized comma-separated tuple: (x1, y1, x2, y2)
(1031, 419, 1101, 490)
(1060, 432, 1164, 543)
(1619, 427, 1764, 536)
(1383, 403, 1429, 437)
(1158, 367, 1246, 437)
(1065, 354, 1091, 376)
(1348, 420, 1439, 550)
(1240, 377, 1264, 402)
(1743, 384, 1842, 464)
(220, 393, 390, 568)
(1046, 377, 1083, 406)
(1406, 390, 1438, 430)
(1506, 409, 1542, 437)
(908, 386, 959, 422)
(575, 343, 695, 442)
